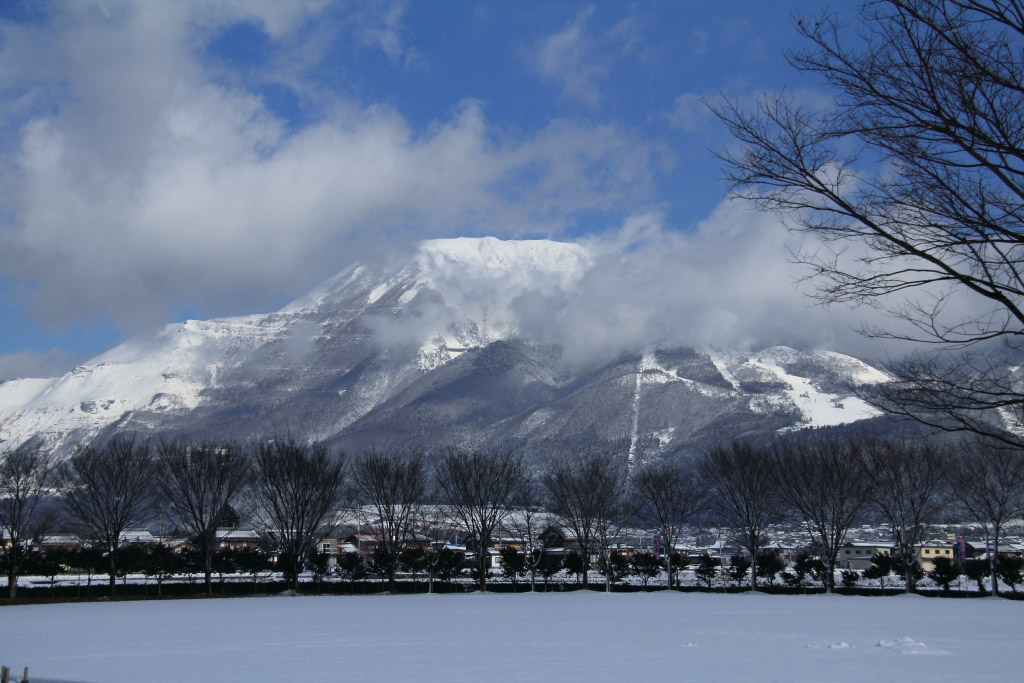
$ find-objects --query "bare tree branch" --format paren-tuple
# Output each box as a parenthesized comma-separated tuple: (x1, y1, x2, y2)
(434, 447, 524, 592)
(631, 458, 709, 589)
(250, 438, 347, 592)
(698, 442, 785, 592)
(712, 0, 1024, 443)
(0, 445, 55, 599)
(351, 446, 427, 595)
(57, 436, 156, 596)
(155, 439, 249, 596)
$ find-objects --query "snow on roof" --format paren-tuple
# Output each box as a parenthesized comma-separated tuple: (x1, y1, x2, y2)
(39, 534, 82, 545)
(216, 528, 260, 540)
(844, 542, 895, 548)
(119, 529, 156, 544)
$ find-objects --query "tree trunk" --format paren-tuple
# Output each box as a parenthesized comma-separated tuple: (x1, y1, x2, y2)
(991, 535, 1000, 597)
(7, 559, 17, 599)
(108, 552, 117, 597)
(204, 553, 213, 596)
(749, 559, 757, 592)
(604, 551, 611, 593)
(478, 547, 487, 592)
(388, 567, 397, 595)
(581, 555, 589, 590)
(666, 554, 672, 590)
(825, 557, 834, 594)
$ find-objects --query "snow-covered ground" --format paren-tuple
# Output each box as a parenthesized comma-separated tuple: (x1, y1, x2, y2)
(1, 592, 1020, 682)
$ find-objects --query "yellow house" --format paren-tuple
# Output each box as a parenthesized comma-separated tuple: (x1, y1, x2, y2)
(915, 542, 955, 572)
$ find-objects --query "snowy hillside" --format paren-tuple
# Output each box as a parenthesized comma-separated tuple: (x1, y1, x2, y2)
(0, 237, 890, 458)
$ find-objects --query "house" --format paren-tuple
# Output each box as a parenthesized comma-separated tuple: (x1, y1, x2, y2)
(38, 534, 83, 551)
(693, 539, 744, 562)
(915, 541, 955, 572)
(838, 542, 894, 570)
(215, 528, 261, 551)
(344, 532, 381, 557)
(759, 542, 796, 565)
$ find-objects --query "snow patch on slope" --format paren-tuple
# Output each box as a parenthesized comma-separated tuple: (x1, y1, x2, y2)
(752, 348, 882, 428)
(0, 378, 53, 413)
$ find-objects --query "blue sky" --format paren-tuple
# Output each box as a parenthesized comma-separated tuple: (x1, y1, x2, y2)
(0, 0, 846, 379)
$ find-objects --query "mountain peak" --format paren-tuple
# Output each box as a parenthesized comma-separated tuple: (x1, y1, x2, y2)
(416, 236, 591, 275)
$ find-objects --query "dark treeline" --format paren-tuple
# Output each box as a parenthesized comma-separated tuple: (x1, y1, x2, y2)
(2, 431, 1023, 601)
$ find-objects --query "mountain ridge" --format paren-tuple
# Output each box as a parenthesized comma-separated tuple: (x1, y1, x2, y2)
(0, 237, 891, 460)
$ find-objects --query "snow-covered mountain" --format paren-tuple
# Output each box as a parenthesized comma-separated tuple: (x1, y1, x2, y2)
(0, 237, 892, 460)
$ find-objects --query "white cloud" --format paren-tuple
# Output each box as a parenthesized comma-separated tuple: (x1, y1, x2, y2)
(0, 2, 660, 331)
(668, 92, 713, 132)
(528, 6, 639, 106)
(353, 0, 421, 70)
(508, 202, 915, 365)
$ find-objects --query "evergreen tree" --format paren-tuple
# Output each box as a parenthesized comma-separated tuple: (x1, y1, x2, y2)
(563, 551, 584, 585)
(727, 555, 751, 587)
(337, 552, 367, 587)
(398, 547, 427, 584)
(499, 547, 527, 586)
(596, 552, 630, 586)
(927, 557, 961, 593)
(997, 555, 1024, 593)
(211, 548, 237, 592)
(965, 560, 990, 593)
(694, 555, 720, 589)
(630, 552, 662, 588)
(755, 554, 785, 587)
(234, 548, 270, 593)
(863, 554, 894, 595)
(538, 553, 563, 591)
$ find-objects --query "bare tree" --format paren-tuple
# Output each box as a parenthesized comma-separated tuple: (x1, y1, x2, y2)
(501, 480, 550, 592)
(543, 455, 628, 592)
(351, 446, 428, 594)
(0, 445, 56, 598)
(711, 0, 1024, 444)
(859, 438, 952, 592)
(251, 438, 347, 592)
(415, 504, 458, 594)
(57, 436, 156, 596)
(698, 442, 784, 591)
(434, 447, 524, 592)
(770, 433, 869, 592)
(951, 439, 1024, 596)
(631, 458, 709, 589)
(154, 440, 249, 595)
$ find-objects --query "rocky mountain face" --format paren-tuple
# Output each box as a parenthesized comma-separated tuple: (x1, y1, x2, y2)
(0, 237, 892, 462)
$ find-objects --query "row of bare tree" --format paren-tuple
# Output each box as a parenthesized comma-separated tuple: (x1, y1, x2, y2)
(352, 435, 1024, 597)
(704, 434, 1024, 596)
(0, 437, 344, 598)
(3, 432, 1023, 600)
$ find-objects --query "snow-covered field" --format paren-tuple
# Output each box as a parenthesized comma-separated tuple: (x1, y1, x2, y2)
(1, 592, 1021, 682)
